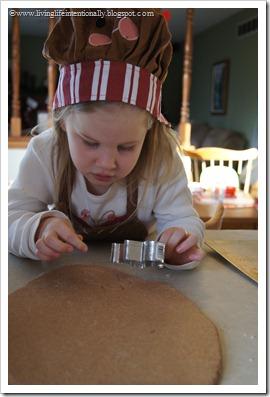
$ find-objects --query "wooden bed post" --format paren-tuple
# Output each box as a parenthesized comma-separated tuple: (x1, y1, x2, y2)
(10, 9, 21, 137)
(47, 11, 57, 114)
(178, 8, 194, 148)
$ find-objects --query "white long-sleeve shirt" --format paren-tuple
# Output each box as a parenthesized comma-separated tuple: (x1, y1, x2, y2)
(8, 129, 204, 259)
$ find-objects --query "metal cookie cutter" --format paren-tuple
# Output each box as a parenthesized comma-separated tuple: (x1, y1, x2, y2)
(110, 239, 165, 269)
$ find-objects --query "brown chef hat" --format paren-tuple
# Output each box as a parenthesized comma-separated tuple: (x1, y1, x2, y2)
(43, 8, 173, 124)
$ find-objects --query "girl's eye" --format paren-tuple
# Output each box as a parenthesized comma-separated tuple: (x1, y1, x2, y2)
(82, 139, 99, 149)
(118, 145, 135, 152)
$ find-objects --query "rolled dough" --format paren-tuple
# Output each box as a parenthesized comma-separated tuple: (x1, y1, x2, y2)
(9, 265, 221, 385)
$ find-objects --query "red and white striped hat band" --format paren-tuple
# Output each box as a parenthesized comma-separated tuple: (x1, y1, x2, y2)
(53, 59, 170, 126)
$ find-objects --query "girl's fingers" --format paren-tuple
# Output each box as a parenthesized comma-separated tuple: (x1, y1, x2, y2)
(35, 238, 63, 261)
(38, 232, 74, 254)
(159, 228, 187, 256)
(159, 227, 205, 266)
(35, 231, 88, 262)
(63, 232, 88, 252)
(160, 228, 199, 255)
(54, 223, 88, 252)
(35, 218, 88, 261)
(175, 234, 198, 254)
(159, 228, 186, 244)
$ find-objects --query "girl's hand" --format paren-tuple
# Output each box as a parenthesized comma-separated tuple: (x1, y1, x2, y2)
(35, 217, 88, 261)
(158, 227, 206, 266)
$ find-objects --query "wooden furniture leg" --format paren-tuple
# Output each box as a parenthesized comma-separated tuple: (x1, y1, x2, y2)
(178, 8, 194, 148)
(10, 10, 21, 137)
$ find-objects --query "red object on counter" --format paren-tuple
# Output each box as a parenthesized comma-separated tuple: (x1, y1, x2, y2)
(225, 186, 236, 198)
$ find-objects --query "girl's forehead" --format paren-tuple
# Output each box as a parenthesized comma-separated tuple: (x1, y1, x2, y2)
(95, 102, 148, 117)
(68, 103, 151, 127)
(67, 107, 149, 141)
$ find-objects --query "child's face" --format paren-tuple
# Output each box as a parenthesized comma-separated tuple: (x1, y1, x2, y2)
(62, 105, 149, 195)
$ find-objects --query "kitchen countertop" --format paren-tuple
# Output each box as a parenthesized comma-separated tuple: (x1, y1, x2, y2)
(7, 230, 260, 388)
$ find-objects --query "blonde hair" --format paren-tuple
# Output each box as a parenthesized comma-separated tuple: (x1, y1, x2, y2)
(51, 101, 182, 216)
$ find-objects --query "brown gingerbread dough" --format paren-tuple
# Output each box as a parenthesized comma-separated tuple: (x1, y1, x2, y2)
(9, 265, 221, 385)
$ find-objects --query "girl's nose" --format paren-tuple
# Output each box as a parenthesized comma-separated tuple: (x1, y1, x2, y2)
(95, 149, 117, 170)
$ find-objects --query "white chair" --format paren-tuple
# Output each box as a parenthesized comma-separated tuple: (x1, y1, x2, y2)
(182, 147, 258, 194)
(199, 165, 239, 191)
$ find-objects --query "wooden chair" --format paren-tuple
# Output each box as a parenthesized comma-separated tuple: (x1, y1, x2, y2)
(204, 202, 224, 230)
(182, 147, 258, 194)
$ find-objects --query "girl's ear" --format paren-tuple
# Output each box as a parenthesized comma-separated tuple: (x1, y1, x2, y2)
(60, 120, 66, 131)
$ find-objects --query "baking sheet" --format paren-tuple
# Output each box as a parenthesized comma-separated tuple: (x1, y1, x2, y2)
(205, 240, 258, 282)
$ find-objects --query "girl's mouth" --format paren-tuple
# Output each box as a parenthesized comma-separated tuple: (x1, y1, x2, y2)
(92, 173, 115, 182)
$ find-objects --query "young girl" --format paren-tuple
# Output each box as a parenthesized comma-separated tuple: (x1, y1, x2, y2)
(8, 9, 205, 267)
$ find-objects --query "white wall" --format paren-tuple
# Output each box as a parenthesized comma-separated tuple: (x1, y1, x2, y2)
(8, 149, 27, 181)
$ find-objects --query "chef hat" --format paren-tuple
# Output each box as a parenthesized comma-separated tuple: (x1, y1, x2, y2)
(43, 8, 172, 125)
